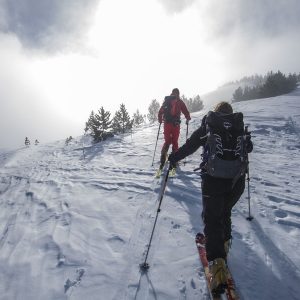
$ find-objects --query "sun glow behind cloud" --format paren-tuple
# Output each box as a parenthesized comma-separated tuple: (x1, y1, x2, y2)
(28, 0, 225, 126)
(86, 0, 224, 102)
(1, 0, 299, 147)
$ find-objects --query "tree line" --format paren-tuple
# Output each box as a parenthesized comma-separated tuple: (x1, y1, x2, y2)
(232, 71, 299, 102)
(85, 94, 204, 143)
(85, 104, 137, 142)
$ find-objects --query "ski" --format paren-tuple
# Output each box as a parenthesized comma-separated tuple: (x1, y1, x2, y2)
(195, 233, 239, 300)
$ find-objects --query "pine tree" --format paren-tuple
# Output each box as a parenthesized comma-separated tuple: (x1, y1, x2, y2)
(147, 99, 160, 123)
(95, 107, 113, 140)
(85, 108, 113, 142)
(85, 111, 100, 140)
(182, 95, 203, 112)
(85, 111, 97, 134)
(133, 109, 145, 127)
(191, 95, 204, 112)
(25, 137, 30, 146)
(65, 136, 73, 145)
(232, 70, 298, 102)
(112, 103, 133, 134)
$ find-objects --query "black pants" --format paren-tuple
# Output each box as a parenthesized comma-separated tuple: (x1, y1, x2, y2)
(201, 175, 245, 261)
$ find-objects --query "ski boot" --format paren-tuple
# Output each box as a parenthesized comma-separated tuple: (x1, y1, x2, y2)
(209, 258, 227, 296)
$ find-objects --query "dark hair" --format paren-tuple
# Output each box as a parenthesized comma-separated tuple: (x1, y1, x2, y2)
(214, 101, 233, 114)
(171, 88, 180, 96)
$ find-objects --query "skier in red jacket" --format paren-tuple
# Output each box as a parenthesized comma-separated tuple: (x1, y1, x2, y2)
(158, 88, 191, 169)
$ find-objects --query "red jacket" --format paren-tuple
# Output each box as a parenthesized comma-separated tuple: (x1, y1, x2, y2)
(158, 97, 191, 124)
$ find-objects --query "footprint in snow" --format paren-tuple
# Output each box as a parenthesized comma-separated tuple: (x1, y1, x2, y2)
(274, 210, 288, 218)
(178, 279, 186, 296)
(261, 181, 279, 187)
(26, 191, 34, 200)
(267, 195, 284, 203)
(190, 278, 196, 289)
(64, 268, 85, 293)
(107, 235, 125, 253)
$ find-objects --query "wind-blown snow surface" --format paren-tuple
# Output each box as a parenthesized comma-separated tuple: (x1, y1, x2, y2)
(0, 89, 299, 300)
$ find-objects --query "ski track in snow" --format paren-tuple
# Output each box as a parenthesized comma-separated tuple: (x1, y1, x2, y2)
(0, 89, 300, 299)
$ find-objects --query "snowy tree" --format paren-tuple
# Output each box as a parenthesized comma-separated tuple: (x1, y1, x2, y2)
(65, 136, 73, 145)
(95, 107, 113, 141)
(112, 103, 133, 134)
(232, 87, 243, 102)
(84, 110, 100, 140)
(182, 95, 204, 112)
(25, 137, 30, 146)
(233, 71, 298, 102)
(132, 109, 145, 127)
(147, 99, 160, 123)
(85, 108, 113, 142)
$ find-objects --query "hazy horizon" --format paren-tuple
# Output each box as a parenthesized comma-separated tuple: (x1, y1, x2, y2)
(1, 0, 300, 147)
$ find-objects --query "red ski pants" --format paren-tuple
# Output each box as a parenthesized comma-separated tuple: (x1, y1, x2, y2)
(162, 123, 180, 153)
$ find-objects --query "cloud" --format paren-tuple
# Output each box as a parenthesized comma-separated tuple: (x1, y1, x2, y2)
(0, 0, 101, 52)
(0, 33, 80, 148)
(157, 0, 196, 14)
(188, 0, 300, 81)
(158, 0, 300, 40)
(199, 0, 300, 40)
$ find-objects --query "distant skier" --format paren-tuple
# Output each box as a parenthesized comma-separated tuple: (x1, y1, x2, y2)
(35, 139, 39, 145)
(168, 102, 253, 295)
(25, 137, 30, 146)
(158, 88, 191, 169)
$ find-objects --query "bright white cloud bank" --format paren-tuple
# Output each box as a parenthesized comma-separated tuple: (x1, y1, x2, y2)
(0, 0, 299, 147)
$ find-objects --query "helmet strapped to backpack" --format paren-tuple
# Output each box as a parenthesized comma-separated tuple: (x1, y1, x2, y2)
(202, 111, 248, 179)
(163, 95, 181, 125)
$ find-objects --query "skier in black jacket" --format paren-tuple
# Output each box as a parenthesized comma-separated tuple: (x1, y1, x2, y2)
(168, 101, 253, 295)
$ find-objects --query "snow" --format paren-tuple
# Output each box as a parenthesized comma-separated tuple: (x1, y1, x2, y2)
(0, 88, 300, 300)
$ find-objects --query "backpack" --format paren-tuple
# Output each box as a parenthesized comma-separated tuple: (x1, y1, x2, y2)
(202, 111, 248, 179)
(163, 96, 180, 124)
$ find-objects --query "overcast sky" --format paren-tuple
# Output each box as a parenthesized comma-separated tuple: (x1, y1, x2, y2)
(1, 0, 300, 148)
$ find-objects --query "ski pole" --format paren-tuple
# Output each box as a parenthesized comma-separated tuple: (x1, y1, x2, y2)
(186, 121, 189, 140)
(140, 165, 171, 271)
(246, 160, 253, 221)
(184, 121, 189, 165)
(151, 123, 161, 166)
(244, 126, 253, 221)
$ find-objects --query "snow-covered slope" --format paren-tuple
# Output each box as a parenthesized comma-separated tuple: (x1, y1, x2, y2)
(0, 89, 299, 300)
